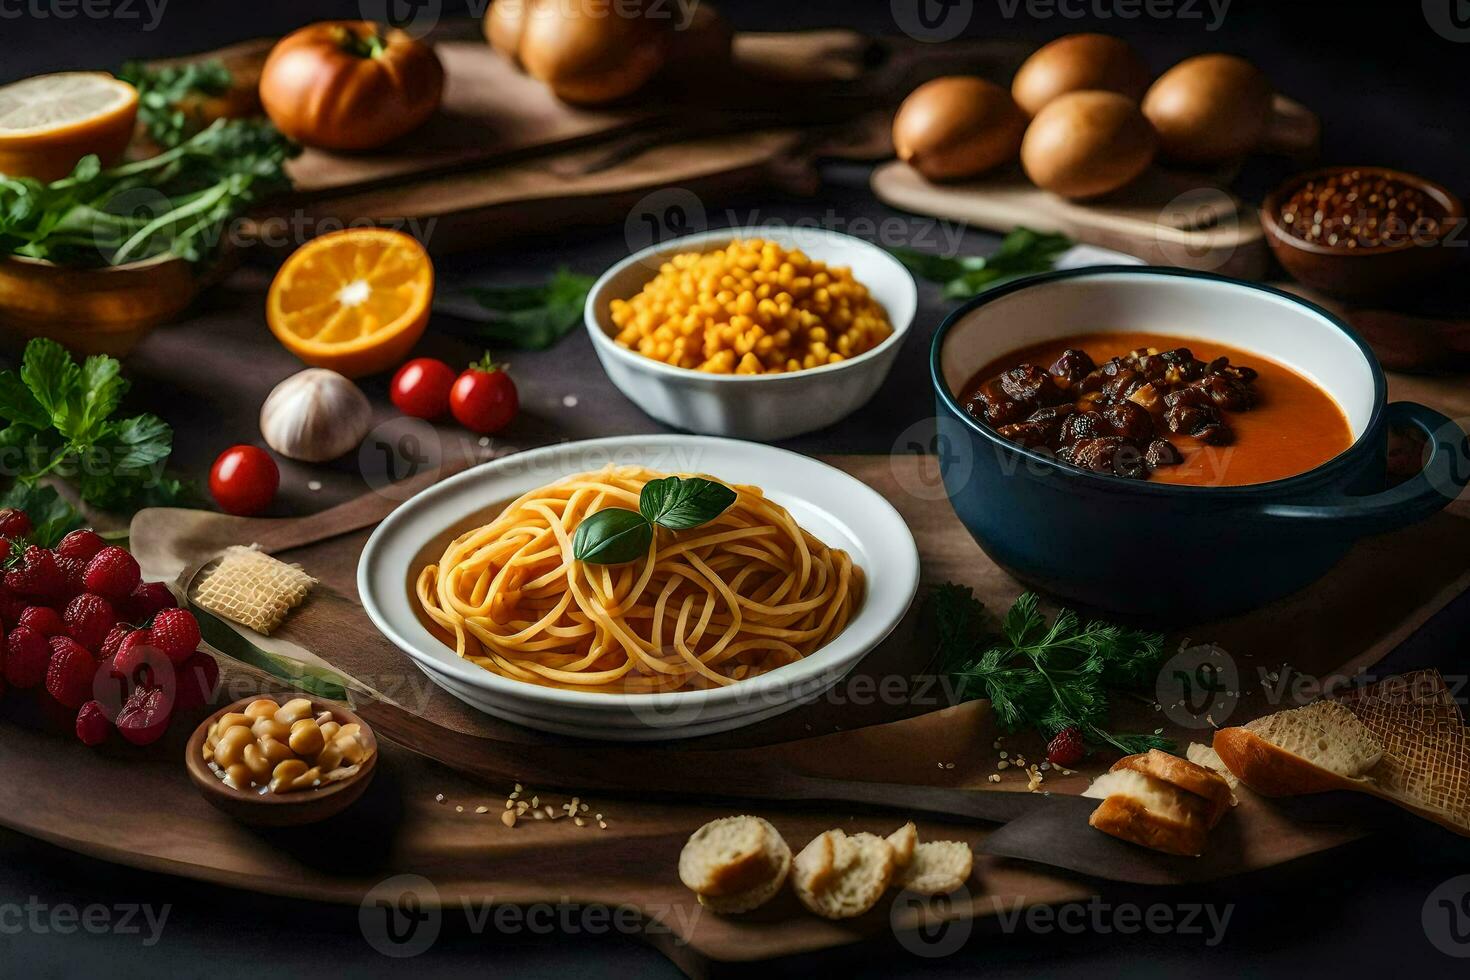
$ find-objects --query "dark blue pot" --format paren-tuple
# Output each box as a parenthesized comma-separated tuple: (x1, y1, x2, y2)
(929, 267, 1470, 620)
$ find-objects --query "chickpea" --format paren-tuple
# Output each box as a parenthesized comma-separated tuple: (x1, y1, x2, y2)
(252, 717, 291, 742)
(274, 698, 313, 725)
(316, 741, 345, 772)
(269, 759, 308, 794)
(214, 726, 254, 768)
(216, 712, 251, 733)
(336, 733, 366, 765)
(242, 742, 272, 783)
(225, 764, 252, 788)
(243, 698, 280, 720)
(258, 736, 294, 764)
(288, 719, 325, 757)
(336, 723, 361, 742)
(319, 721, 341, 742)
(291, 767, 322, 791)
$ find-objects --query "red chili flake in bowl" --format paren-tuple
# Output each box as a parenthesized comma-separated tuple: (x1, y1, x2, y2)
(1278, 170, 1446, 249)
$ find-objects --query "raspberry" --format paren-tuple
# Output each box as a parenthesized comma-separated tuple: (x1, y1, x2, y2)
(110, 629, 160, 681)
(17, 605, 65, 637)
(127, 581, 177, 624)
(55, 554, 87, 600)
(1046, 726, 1087, 769)
(3, 625, 50, 689)
(0, 508, 31, 540)
(83, 546, 140, 602)
(4, 545, 64, 600)
(56, 529, 105, 563)
(116, 685, 172, 746)
(149, 608, 201, 665)
(75, 700, 111, 747)
(100, 624, 133, 663)
(173, 651, 220, 713)
(65, 593, 117, 652)
(45, 636, 96, 710)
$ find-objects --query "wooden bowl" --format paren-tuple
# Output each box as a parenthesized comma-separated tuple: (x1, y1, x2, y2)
(184, 695, 379, 828)
(0, 252, 212, 357)
(1260, 166, 1465, 303)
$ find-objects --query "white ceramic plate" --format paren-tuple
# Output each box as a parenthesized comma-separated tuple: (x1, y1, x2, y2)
(584, 227, 918, 441)
(358, 436, 920, 740)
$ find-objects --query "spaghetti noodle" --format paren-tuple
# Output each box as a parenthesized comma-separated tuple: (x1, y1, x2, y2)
(415, 466, 864, 693)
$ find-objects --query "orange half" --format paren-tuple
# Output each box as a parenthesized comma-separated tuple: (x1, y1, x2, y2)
(0, 72, 139, 181)
(267, 228, 435, 378)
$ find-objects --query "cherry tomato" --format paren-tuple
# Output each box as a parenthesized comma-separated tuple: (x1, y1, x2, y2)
(450, 354, 518, 435)
(210, 446, 280, 516)
(391, 357, 456, 419)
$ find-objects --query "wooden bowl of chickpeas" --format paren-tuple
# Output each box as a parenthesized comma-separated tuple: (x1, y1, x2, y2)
(185, 694, 379, 827)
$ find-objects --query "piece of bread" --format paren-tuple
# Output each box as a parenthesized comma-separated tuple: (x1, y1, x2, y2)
(886, 822, 917, 868)
(791, 828, 838, 896)
(679, 816, 785, 897)
(697, 825, 792, 914)
(1185, 741, 1240, 796)
(896, 840, 973, 895)
(793, 830, 896, 920)
(1112, 748, 1233, 828)
(1213, 700, 1385, 797)
(1084, 768, 1212, 857)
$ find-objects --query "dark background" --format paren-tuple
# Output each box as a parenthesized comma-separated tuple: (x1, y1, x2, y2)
(4, 1, 1470, 977)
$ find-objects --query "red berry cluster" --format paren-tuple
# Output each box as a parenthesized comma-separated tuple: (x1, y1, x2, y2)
(0, 510, 219, 748)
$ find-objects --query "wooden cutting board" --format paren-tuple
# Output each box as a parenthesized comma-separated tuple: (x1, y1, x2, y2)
(3, 450, 1467, 969)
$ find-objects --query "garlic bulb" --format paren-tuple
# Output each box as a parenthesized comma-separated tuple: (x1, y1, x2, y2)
(259, 369, 372, 463)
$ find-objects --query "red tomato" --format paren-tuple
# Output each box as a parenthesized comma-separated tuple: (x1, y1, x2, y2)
(210, 446, 280, 516)
(391, 357, 456, 419)
(450, 354, 518, 435)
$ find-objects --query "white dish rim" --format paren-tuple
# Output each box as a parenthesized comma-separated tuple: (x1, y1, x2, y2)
(583, 226, 918, 384)
(357, 435, 921, 714)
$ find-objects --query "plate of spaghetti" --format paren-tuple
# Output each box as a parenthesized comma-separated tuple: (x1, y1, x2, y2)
(358, 436, 919, 739)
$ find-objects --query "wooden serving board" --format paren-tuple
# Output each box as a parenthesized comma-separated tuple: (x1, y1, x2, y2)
(873, 160, 1271, 279)
(4, 449, 1470, 970)
(870, 93, 1322, 281)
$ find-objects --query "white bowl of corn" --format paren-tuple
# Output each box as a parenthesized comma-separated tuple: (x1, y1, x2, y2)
(585, 227, 917, 441)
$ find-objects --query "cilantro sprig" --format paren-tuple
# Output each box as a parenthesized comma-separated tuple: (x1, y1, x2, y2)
(118, 59, 234, 147)
(0, 338, 190, 527)
(930, 587, 1173, 756)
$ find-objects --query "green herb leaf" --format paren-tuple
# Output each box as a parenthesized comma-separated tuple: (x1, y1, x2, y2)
(0, 339, 184, 517)
(891, 227, 1073, 301)
(572, 508, 654, 565)
(638, 476, 736, 531)
(935, 588, 1175, 756)
(459, 268, 596, 350)
(118, 60, 234, 147)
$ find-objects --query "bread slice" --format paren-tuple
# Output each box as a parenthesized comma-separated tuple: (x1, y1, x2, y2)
(896, 840, 973, 895)
(1214, 700, 1385, 797)
(791, 828, 839, 897)
(679, 816, 785, 897)
(1084, 768, 1212, 857)
(697, 825, 792, 915)
(1112, 749, 1233, 828)
(1185, 741, 1240, 796)
(793, 830, 895, 920)
(886, 822, 917, 868)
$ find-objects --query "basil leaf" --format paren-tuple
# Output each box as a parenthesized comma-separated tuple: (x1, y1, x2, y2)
(572, 508, 653, 565)
(639, 477, 737, 531)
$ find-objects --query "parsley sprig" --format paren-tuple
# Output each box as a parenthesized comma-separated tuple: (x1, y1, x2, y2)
(931, 586, 1173, 755)
(0, 338, 190, 529)
(118, 59, 234, 147)
(890, 227, 1073, 300)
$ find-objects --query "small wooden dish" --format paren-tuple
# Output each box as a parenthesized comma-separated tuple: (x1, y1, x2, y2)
(184, 695, 379, 828)
(1260, 166, 1465, 303)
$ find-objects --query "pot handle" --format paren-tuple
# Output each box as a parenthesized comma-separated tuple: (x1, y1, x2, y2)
(1257, 402, 1470, 532)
